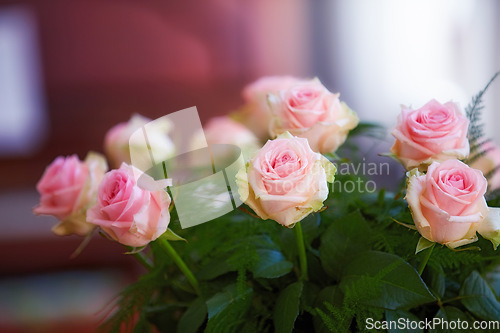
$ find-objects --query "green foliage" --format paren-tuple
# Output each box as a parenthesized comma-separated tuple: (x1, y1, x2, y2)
(460, 271, 500, 321)
(340, 251, 436, 310)
(385, 309, 422, 333)
(101, 170, 500, 331)
(99, 264, 168, 333)
(465, 72, 499, 163)
(273, 281, 303, 333)
(99, 79, 500, 331)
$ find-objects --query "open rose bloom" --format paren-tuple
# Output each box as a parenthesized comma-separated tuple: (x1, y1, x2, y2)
(87, 163, 171, 247)
(237, 76, 306, 140)
(405, 159, 495, 248)
(268, 78, 359, 154)
(392, 100, 469, 171)
(33, 153, 108, 236)
(237, 132, 336, 227)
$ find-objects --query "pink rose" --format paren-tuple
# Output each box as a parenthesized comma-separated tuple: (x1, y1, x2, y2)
(33, 153, 107, 236)
(104, 114, 175, 169)
(236, 132, 336, 227)
(391, 100, 469, 170)
(406, 159, 489, 248)
(238, 76, 305, 140)
(87, 163, 171, 247)
(470, 141, 500, 190)
(268, 78, 359, 154)
(199, 116, 260, 161)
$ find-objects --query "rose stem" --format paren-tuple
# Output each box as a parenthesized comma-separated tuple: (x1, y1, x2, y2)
(157, 236, 201, 295)
(294, 221, 309, 281)
(417, 243, 435, 276)
(132, 253, 153, 271)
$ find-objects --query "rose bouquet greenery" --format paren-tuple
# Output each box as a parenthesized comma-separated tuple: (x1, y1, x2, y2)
(33, 74, 500, 332)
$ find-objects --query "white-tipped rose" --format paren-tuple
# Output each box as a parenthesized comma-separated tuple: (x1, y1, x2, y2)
(236, 132, 336, 227)
(406, 160, 489, 248)
(392, 100, 469, 171)
(477, 207, 500, 249)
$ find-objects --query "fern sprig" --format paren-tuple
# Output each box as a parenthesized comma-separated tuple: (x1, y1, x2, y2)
(465, 71, 499, 158)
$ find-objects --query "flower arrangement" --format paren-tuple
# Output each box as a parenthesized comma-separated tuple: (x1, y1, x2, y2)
(34, 74, 500, 332)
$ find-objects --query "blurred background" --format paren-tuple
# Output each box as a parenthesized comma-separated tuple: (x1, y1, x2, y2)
(0, 0, 499, 331)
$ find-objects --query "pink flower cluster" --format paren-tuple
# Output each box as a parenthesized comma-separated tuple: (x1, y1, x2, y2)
(390, 99, 500, 249)
(34, 116, 173, 247)
(34, 75, 500, 251)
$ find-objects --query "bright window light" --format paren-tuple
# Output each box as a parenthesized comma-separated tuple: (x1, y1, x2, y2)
(0, 6, 47, 156)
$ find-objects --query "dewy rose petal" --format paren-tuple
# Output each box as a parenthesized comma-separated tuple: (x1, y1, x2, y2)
(406, 159, 489, 248)
(33, 152, 108, 236)
(391, 100, 469, 170)
(236, 132, 336, 227)
(268, 78, 359, 154)
(87, 163, 171, 247)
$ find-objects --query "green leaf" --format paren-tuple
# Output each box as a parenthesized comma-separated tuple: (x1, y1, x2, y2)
(460, 270, 500, 320)
(347, 121, 386, 139)
(486, 269, 500, 297)
(178, 297, 207, 333)
(164, 228, 187, 242)
(313, 285, 351, 333)
(415, 237, 434, 254)
(340, 251, 436, 310)
(422, 264, 446, 299)
(246, 234, 280, 250)
(429, 306, 472, 333)
(252, 249, 293, 279)
(206, 284, 252, 319)
(301, 282, 321, 311)
(197, 253, 233, 280)
(385, 309, 422, 333)
(274, 281, 303, 333)
(124, 245, 148, 254)
(320, 211, 372, 278)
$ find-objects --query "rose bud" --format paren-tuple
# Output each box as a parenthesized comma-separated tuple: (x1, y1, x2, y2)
(236, 132, 336, 227)
(391, 100, 469, 171)
(238, 76, 305, 140)
(87, 163, 171, 247)
(33, 152, 107, 236)
(104, 114, 175, 169)
(406, 160, 489, 248)
(268, 78, 359, 154)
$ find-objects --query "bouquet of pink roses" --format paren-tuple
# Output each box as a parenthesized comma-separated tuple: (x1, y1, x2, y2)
(34, 74, 500, 332)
